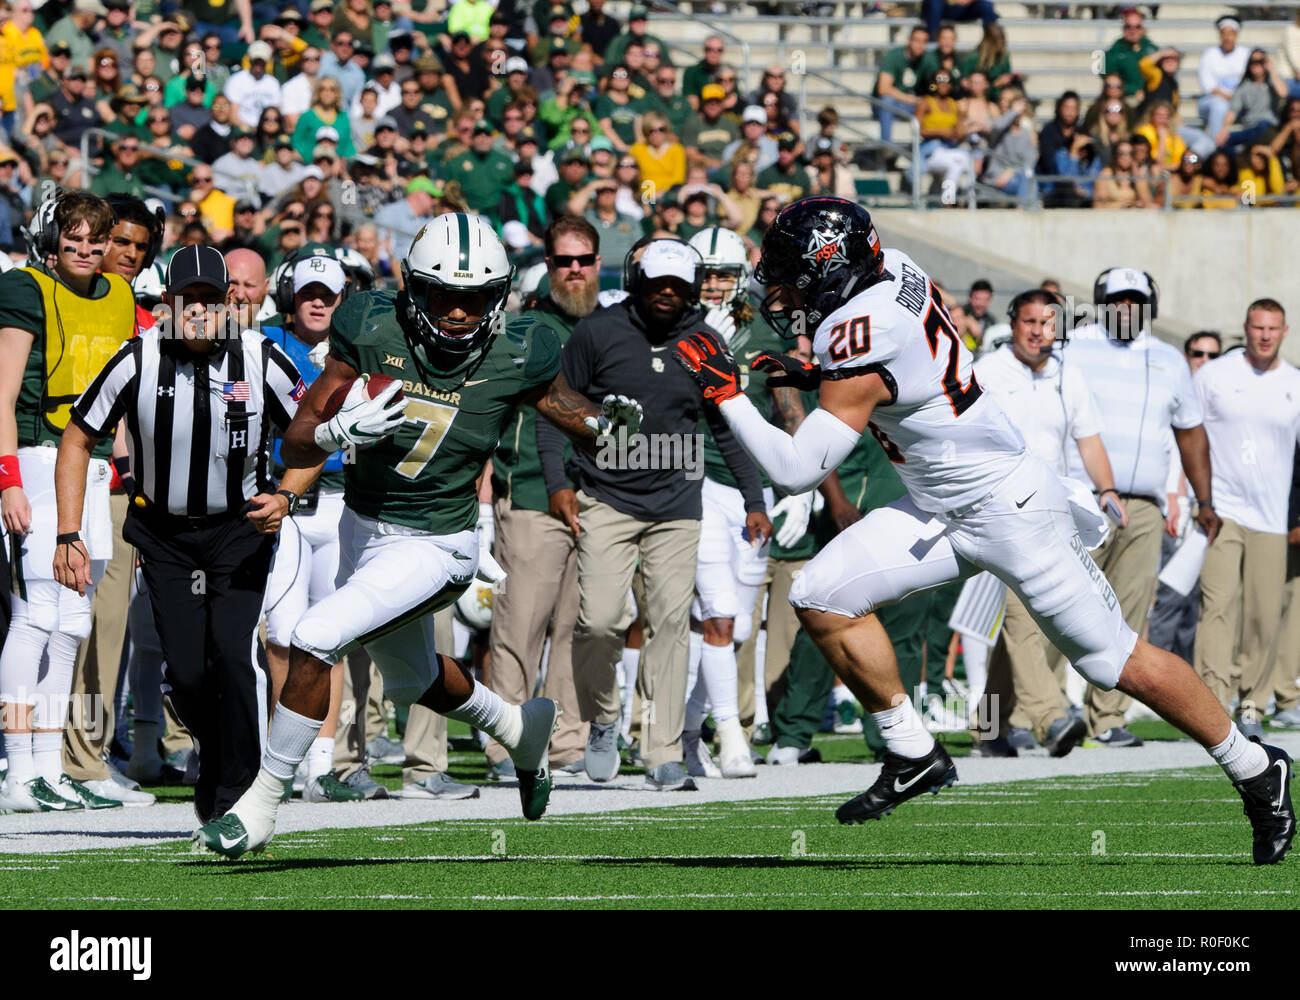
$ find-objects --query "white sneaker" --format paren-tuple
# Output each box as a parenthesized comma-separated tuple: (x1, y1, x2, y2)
(683, 729, 721, 778)
(0, 780, 41, 813)
(107, 763, 143, 792)
(717, 719, 757, 778)
(81, 777, 155, 807)
(510, 698, 558, 775)
(767, 745, 803, 765)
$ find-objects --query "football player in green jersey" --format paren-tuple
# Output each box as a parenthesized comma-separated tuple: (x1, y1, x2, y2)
(195, 214, 642, 858)
(680, 226, 816, 780)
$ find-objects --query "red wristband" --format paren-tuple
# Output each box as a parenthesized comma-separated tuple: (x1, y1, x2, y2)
(0, 455, 20, 491)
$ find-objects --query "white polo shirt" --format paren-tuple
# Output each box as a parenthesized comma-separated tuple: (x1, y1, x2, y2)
(1198, 43, 1251, 97)
(1194, 349, 1300, 535)
(975, 343, 1103, 476)
(1062, 328, 1202, 505)
(224, 69, 284, 129)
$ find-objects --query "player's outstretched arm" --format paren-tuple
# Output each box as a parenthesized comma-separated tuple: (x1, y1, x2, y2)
(525, 370, 642, 455)
(673, 328, 878, 494)
(282, 355, 361, 468)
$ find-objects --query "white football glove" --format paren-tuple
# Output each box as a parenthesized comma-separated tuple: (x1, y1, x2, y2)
(314, 375, 408, 453)
(307, 338, 330, 370)
(476, 549, 507, 584)
(473, 501, 504, 583)
(704, 304, 737, 344)
(584, 393, 643, 438)
(771, 490, 815, 548)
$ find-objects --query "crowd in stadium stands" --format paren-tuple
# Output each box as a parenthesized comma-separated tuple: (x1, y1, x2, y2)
(0, 0, 1298, 813)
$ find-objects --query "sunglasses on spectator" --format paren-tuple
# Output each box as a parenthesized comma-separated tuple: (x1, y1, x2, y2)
(119, 143, 139, 151)
(335, 37, 354, 47)
(618, 160, 636, 168)
(303, 54, 321, 62)
(149, 114, 169, 123)
(180, 208, 199, 216)
(1105, 104, 1123, 113)
(705, 45, 722, 53)
(145, 82, 161, 91)
(552, 252, 596, 267)
(647, 125, 665, 132)
(194, 175, 213, 183)
(1188, 349, 1220, 359)
(50, 158, 69, 166)
(99, 58, 117, 66)
(205, 42, 222, 49)
(612, 69, 628, 79)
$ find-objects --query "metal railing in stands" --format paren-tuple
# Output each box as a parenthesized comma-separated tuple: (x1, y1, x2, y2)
(79, 127, 262, 208)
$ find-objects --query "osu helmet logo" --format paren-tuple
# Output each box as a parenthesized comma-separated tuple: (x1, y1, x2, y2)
(802, 223, 850, 279)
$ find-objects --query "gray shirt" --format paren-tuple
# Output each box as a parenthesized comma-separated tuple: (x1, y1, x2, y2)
(986, 108, 1037, 176)
(1229, 80, 1278, 128)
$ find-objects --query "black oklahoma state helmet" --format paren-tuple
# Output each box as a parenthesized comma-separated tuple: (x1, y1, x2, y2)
(756, 196, 884, 339)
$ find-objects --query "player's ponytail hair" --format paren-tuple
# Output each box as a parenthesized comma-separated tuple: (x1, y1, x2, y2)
(732, 297, 754, 326)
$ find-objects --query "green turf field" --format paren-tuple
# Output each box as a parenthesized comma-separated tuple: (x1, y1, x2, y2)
(0, 765, 1287, 910)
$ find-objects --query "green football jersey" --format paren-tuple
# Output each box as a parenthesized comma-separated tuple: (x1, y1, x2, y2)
(327, 291, 562, 535)
(700, 308, 786, 489)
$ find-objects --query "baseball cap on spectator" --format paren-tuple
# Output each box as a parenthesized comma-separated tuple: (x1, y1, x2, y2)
(276, 8, 305, 24)
(274, 135, 294, 150)
(354, 40, 374, 58)
(777, 132, 798, 151)
(450, 30, 471, 45)
(312, 143, 337, 161)
(548, 37, 570, 57)
(315, 125, 340, 143)
(700, 83, 725, 102)
(73, 0, 108, 15)
(303, 165, 325, 180)
(389, 31, 414, 49)
(629, 4, 649, 18)
(66, 66, 90, 80)
(505, 56, 529, 75)
(186, 74, 207, 92)
(548, 4, 571, 23)
(111, 84, 147, 109)
(50, 42, 71, 57)
(376, 116, 399, 133)
(309, 0, 332, 10)
(248, 40, 273, 63)
(640, 240, 695, 284)
(230, 125, 254, 141)
(104, 0, 130, 10)
(813, 136, 835, 156)
(414, 55, 441, 73)
(560, 143, 588, 164)
(572, 68, 596, 87)
(472, 120, 495, 135)
(410, 120, 428, 137)
(589, 135, 614, 153)
(354, 153, 380, 166)
(1102, 268, 1153, 300)
(234, 199, 257, 214)
(742, 105, 766, 125)
(293, 254, 346, 294)
(373, 53, 396, 72)
(406, 176, 442, 197)
(519, 126, 538, 143)
(502, 220, 532, 250)
(513, 159, 534, 177)
(166, 244, 229, 294)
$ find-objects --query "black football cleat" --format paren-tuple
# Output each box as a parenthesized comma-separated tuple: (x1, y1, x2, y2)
(1233, 741, 1295, 865)
(836, 743, 957, 824)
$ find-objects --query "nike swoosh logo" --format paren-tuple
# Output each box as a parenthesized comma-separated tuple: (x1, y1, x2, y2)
(1274, 759, 1288, 813)
(894, 766, 937, 794)
(219, 833, 245, 850)
(463, 379, 490, 387)
(650, 346, 669, 352)
(743, 350, 762, 360)
(1015, 491, 1036, 509)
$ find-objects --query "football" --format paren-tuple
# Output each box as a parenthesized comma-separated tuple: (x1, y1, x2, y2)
(322, 373, 405, 421)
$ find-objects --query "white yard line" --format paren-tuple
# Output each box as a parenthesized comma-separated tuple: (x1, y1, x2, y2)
(0, 733, 1294, 857)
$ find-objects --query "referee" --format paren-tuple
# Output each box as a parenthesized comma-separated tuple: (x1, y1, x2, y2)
(52, 245, 322, 823)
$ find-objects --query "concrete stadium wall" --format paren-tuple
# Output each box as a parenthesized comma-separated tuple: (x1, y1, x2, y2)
(877, 209, 1300, 362)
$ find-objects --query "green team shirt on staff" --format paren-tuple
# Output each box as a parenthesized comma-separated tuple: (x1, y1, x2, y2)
(0, 266, 122, 461)
(326, 290, 562, 535)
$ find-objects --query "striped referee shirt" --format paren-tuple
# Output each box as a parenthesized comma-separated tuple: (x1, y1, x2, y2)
(70, 328, 306, 517)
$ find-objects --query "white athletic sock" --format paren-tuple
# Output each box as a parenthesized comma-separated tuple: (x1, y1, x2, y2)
(830, 683, 854, 706)
(700, 641, 739, 724)
(445, 681, 522, 749)
(963, 640, 988, 706)
(620, 647, 639, 740)
(685, 636, 710, 733)
(263, 704, 324, 781)
(872, 699, 936, 758)
(1210, 724, 1269, 782)
(32, 731, 63, 785)
(753, 651, 769, 728)
(305, 737, 335, 781)
(5, 732, 33, 787)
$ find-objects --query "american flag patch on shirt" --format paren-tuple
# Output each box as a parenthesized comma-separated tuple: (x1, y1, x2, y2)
(221, 381, 251, 401)
(290, 379, 307, 402)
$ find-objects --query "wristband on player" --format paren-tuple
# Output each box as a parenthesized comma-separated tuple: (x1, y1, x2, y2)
(1197, 496, 1214, 508)
(0, 454, 21, 491)
(56, 531, 82, 545)
(1097, 487, 1118, 499)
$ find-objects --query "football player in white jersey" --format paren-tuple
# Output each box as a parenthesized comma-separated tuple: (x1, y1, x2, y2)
(674, 196, 1294, 864)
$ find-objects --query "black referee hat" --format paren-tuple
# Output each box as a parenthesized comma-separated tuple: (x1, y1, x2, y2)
(167, 245, 229, 295)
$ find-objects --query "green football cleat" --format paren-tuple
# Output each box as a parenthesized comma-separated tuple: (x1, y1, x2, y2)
(516, 766, 553, 822)
(56, 775, 123, 810)
(192, 813, 271, 859)
(28, 777, 84, 811)
(303, 774, 365, 802)
(511, 699, 558, 821)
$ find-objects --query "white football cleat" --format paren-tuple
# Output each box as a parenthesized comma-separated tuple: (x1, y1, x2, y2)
(717, 719, 757, 778)
(192, 773, 283, 859)
(684, 729, 722, 778)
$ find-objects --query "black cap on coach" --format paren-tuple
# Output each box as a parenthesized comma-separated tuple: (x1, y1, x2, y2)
(166, 244, 229, 295)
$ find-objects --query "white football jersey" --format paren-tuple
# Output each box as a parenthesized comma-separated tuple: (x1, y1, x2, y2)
(813, 248, 1026, 512)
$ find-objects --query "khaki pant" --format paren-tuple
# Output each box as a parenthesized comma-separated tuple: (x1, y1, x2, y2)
(1064, 497, 1163, 736)
(736, 557, 805, 733)
(1265, 554, 1300, 712)
(62, 493, 133, 780)
(571, 492, 698, 771)
(483, 501, 586, 766)
(982, 590, 1069, 743)
(1194, 517, 1287, 718)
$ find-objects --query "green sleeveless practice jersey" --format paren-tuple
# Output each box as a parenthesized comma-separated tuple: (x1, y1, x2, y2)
(327, 291, 562, 534)
(700, 308, 786, 489)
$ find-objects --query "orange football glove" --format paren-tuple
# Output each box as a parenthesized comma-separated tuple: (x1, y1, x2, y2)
(673, 328, 742, 404)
